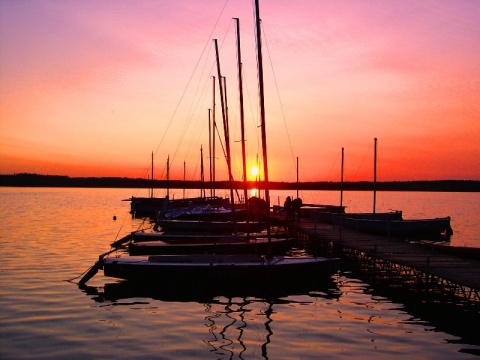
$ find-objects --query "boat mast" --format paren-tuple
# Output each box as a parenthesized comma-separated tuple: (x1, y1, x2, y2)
(296, 157, 299, 199)
(151, 151, 154, 198)
(373, 137, 377, 214)
(212, 76, 216, 198)
(234, 17, 250, 234)
(254, 0, 271, 249)
(183, 160, 186, 199)
(256, 152, 260, 198)
(208, 108, 213, 198)
(340, 147, 344, 207)
(166, 155, 170, 200)
(200, 145, 205, 198)
(223, 74, 234, 197)
(214, 39, 236, 227)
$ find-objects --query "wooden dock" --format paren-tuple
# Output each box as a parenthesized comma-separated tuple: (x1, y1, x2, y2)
(272, 212, 480, 301)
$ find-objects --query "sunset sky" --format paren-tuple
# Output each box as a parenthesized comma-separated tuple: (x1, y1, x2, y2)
(1, 0, 479, 182)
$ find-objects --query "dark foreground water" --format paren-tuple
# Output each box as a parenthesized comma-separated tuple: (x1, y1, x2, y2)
(0, 187, 479, 359)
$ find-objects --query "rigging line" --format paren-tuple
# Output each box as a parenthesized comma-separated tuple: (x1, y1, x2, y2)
(191, 158, 200, 181)
(153, 0, 231, 160)
(66, 208, 135, 283)
(261, 22, 296, 173)
(173, 18, 235, 171)
(352, 140, 374, 182)
(159, 160, 167, 182)
(217, 21, 235, 148)
(214, 120, 241, 202)
(132, 154, 160, 197)
(300, 149, 342, 204)
(214, 122, 229, 176)
(185, 44, 231, 164)
(171, 42, 214, 168)
(324, 150, 341, 182)
(185, 119, 208, 168)
(241, 63, 261, 158)
(175, 50, 211, 160)
(181, 71, 212, 167)
(182, 19, 232, 164)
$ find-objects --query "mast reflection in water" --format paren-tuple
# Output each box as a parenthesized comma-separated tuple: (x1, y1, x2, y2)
(84, 278, 340, 359)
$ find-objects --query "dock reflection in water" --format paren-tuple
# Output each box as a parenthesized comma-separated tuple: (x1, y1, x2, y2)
(83, 277, 340, 359)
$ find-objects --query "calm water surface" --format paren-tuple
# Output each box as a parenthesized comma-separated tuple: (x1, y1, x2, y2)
(0, 187, 479, 359)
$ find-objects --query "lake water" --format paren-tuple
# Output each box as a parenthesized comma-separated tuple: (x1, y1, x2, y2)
(0, 187, 479, 359)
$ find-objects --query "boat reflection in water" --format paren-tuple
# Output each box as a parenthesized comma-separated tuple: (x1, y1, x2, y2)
(84, 273, 340, 304)
(82, 276, 340, 358)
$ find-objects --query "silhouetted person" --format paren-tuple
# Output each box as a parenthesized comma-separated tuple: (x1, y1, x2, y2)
(292, 197, 302, 222)
(284, 196, 293, 223)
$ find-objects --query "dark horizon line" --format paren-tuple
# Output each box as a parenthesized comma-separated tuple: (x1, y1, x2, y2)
(0, 173, 479, 192)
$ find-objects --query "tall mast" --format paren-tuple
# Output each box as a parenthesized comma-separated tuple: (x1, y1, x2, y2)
(235, 17, 249, 234)
(254, 0, 271, 248)
(373, 137, 377, 214)
(212, 76, 216, 198)
(214, 39, 236, 227)
(183, 160, 186, 199)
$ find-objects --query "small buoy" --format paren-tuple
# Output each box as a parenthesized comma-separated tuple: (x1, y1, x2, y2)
(113, 215, 117, 221)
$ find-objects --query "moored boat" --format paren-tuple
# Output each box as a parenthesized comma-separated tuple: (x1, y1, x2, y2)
(127, 195, 169, 217)
(127, 228, 280, 243)
(128, 236, 295, 255)
(418, 242, 480, 261)
(103, 254, 340, 285)
(308, 210, 403, 225)
(155, 219, 266, 233)
(128, 195, 229, 218)
(335, 216, 453, 238)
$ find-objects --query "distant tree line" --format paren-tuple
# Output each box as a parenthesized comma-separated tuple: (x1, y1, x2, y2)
(1, 173, 478, 192)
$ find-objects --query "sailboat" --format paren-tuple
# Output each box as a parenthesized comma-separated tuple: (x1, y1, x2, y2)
(127, 151, 229, 218)
(313, 142, 402, 224)
(78, 0, 339, 287)
(333, 139, 453, 239)
(124, 152, 169, 217)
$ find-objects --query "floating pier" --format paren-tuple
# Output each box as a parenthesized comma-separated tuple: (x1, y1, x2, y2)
(273, 211, 480, 307)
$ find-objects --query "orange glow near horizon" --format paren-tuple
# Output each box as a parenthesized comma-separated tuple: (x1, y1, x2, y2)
(1, 1, 479, 181)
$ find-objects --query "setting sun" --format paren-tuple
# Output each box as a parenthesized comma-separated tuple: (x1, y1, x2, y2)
(250, 165, 259, 178)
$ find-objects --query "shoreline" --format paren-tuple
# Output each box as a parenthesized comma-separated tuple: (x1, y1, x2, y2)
(1, 174, 479, 192)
